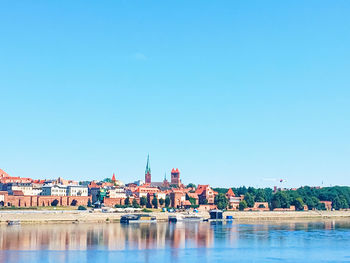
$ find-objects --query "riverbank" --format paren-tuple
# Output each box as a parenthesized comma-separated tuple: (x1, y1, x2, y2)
(1, 210, 350, 224)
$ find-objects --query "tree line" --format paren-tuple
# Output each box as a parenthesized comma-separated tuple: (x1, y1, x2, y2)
(213, 186, 350, 211)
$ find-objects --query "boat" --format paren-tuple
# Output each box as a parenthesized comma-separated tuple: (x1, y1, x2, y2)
(7, 220, 21, 226)
(168, 214, 203, 222)
(120, 214, 156, 223)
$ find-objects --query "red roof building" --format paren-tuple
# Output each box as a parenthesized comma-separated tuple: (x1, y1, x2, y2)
(195, 185, 217, 205)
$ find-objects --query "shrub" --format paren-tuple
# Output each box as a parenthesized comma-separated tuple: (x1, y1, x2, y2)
(239, 200, 248, 211)
(78, 205, 87, 210)
(51, 199, 59, 207)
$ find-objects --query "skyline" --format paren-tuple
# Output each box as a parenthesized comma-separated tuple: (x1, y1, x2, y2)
(1, 1, 350, 187)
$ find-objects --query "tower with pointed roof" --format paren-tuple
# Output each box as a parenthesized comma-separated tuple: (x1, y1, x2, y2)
(145, 154, 151, 184)
(171, 168, 181, 186)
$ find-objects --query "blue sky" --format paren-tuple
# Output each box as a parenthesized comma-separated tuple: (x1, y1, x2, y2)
(1, 1, 349, 187)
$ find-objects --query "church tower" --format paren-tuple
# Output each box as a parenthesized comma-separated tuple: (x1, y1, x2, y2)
(171, 168, 181, 186)
(145, 154, 151, 184)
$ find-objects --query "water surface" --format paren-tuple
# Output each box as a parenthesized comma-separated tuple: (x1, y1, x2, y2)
(0, 219, 349, 263)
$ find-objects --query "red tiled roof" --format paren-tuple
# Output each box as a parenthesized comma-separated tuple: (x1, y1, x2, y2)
(226, 188, 235, 197)
(0, 169, 9, 177)
(187, 193, 199, 199)
(88, 181, 100, 189)
(12, 190, 24, 196)
(182, 200, 192, 206)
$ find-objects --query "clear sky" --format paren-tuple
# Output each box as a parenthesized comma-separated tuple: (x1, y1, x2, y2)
(1, 1, 349, 188)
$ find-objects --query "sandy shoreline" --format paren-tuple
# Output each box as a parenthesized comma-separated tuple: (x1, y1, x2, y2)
(0, 210, 350, 224)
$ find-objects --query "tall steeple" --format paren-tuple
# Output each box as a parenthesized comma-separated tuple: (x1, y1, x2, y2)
(145, 154, 151, 184)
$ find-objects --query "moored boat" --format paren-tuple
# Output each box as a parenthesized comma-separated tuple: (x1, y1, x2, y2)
(120, 214, 156, 223)
(7, 220, 21, 226)
(168, 214, 203, 222)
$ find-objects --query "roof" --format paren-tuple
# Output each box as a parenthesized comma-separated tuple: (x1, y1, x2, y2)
(12, 190, 24, 196)
(88, 181, 100, 189)
(187, 193, 199, 199)
(195, 185, 209, 194)
(0, 169, 9, 177)
(171, 168, 180, 174)
(182, 200, 192, 206)
(226, 188, 235, 197)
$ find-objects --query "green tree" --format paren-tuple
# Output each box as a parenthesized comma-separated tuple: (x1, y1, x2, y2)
(304, 196, 320, 210)
(239, 200, 248, 211)
(187, 183, 197, 189)
(124, 197, 130, 207)
(254, 189, 266, 202)
(271, 191, 290, 209)
(132, 198, 140, 208)
(188, 197, 196, 206)
(152, 196, 158, 208)
(140, 196, 147, 207)
(165, 196, 171, 207)
(214, 193, 228, 210)
(201, 199, 208, 205)
(103, 178, 112, 183)
(244, 193, 255, 208)
(292, 197, 305, 211)
(159, 198, 165, 206)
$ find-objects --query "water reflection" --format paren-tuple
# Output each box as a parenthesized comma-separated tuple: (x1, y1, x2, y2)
(0, 220, 349, 251)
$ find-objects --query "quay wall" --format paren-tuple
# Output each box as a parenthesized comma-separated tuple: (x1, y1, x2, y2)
(1, 210, 350, 224)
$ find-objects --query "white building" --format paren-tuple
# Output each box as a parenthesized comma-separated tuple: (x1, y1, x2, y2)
(67, 185, 88, 196)
(6, 183, 42, 196)
(42, 184, 88, 196)
(108, 188, 127, 199)
(42, 184, 67, 196)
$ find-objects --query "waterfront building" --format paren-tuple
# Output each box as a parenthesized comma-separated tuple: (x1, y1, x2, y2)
(195, 185, 217, 204)
(42, 184, 88, 196)
(225, 188, 244, 210)
(134, 186, 159, 198)
(42, 184, 68, 196)
(107, 188, 127, 199)
(67, 185, 88, 196)
(5, 183, 42, 196)
(170, 189, 186, 208)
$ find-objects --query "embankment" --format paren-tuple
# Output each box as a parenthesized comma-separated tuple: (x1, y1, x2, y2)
(1, 210, 350, 224)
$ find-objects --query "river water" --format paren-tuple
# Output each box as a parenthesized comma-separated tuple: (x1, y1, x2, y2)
(0, 220, 349, 263)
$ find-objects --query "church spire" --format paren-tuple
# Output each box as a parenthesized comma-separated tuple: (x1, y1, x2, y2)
(145, 154, 151, 184)
(145, 154, 151, 174)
